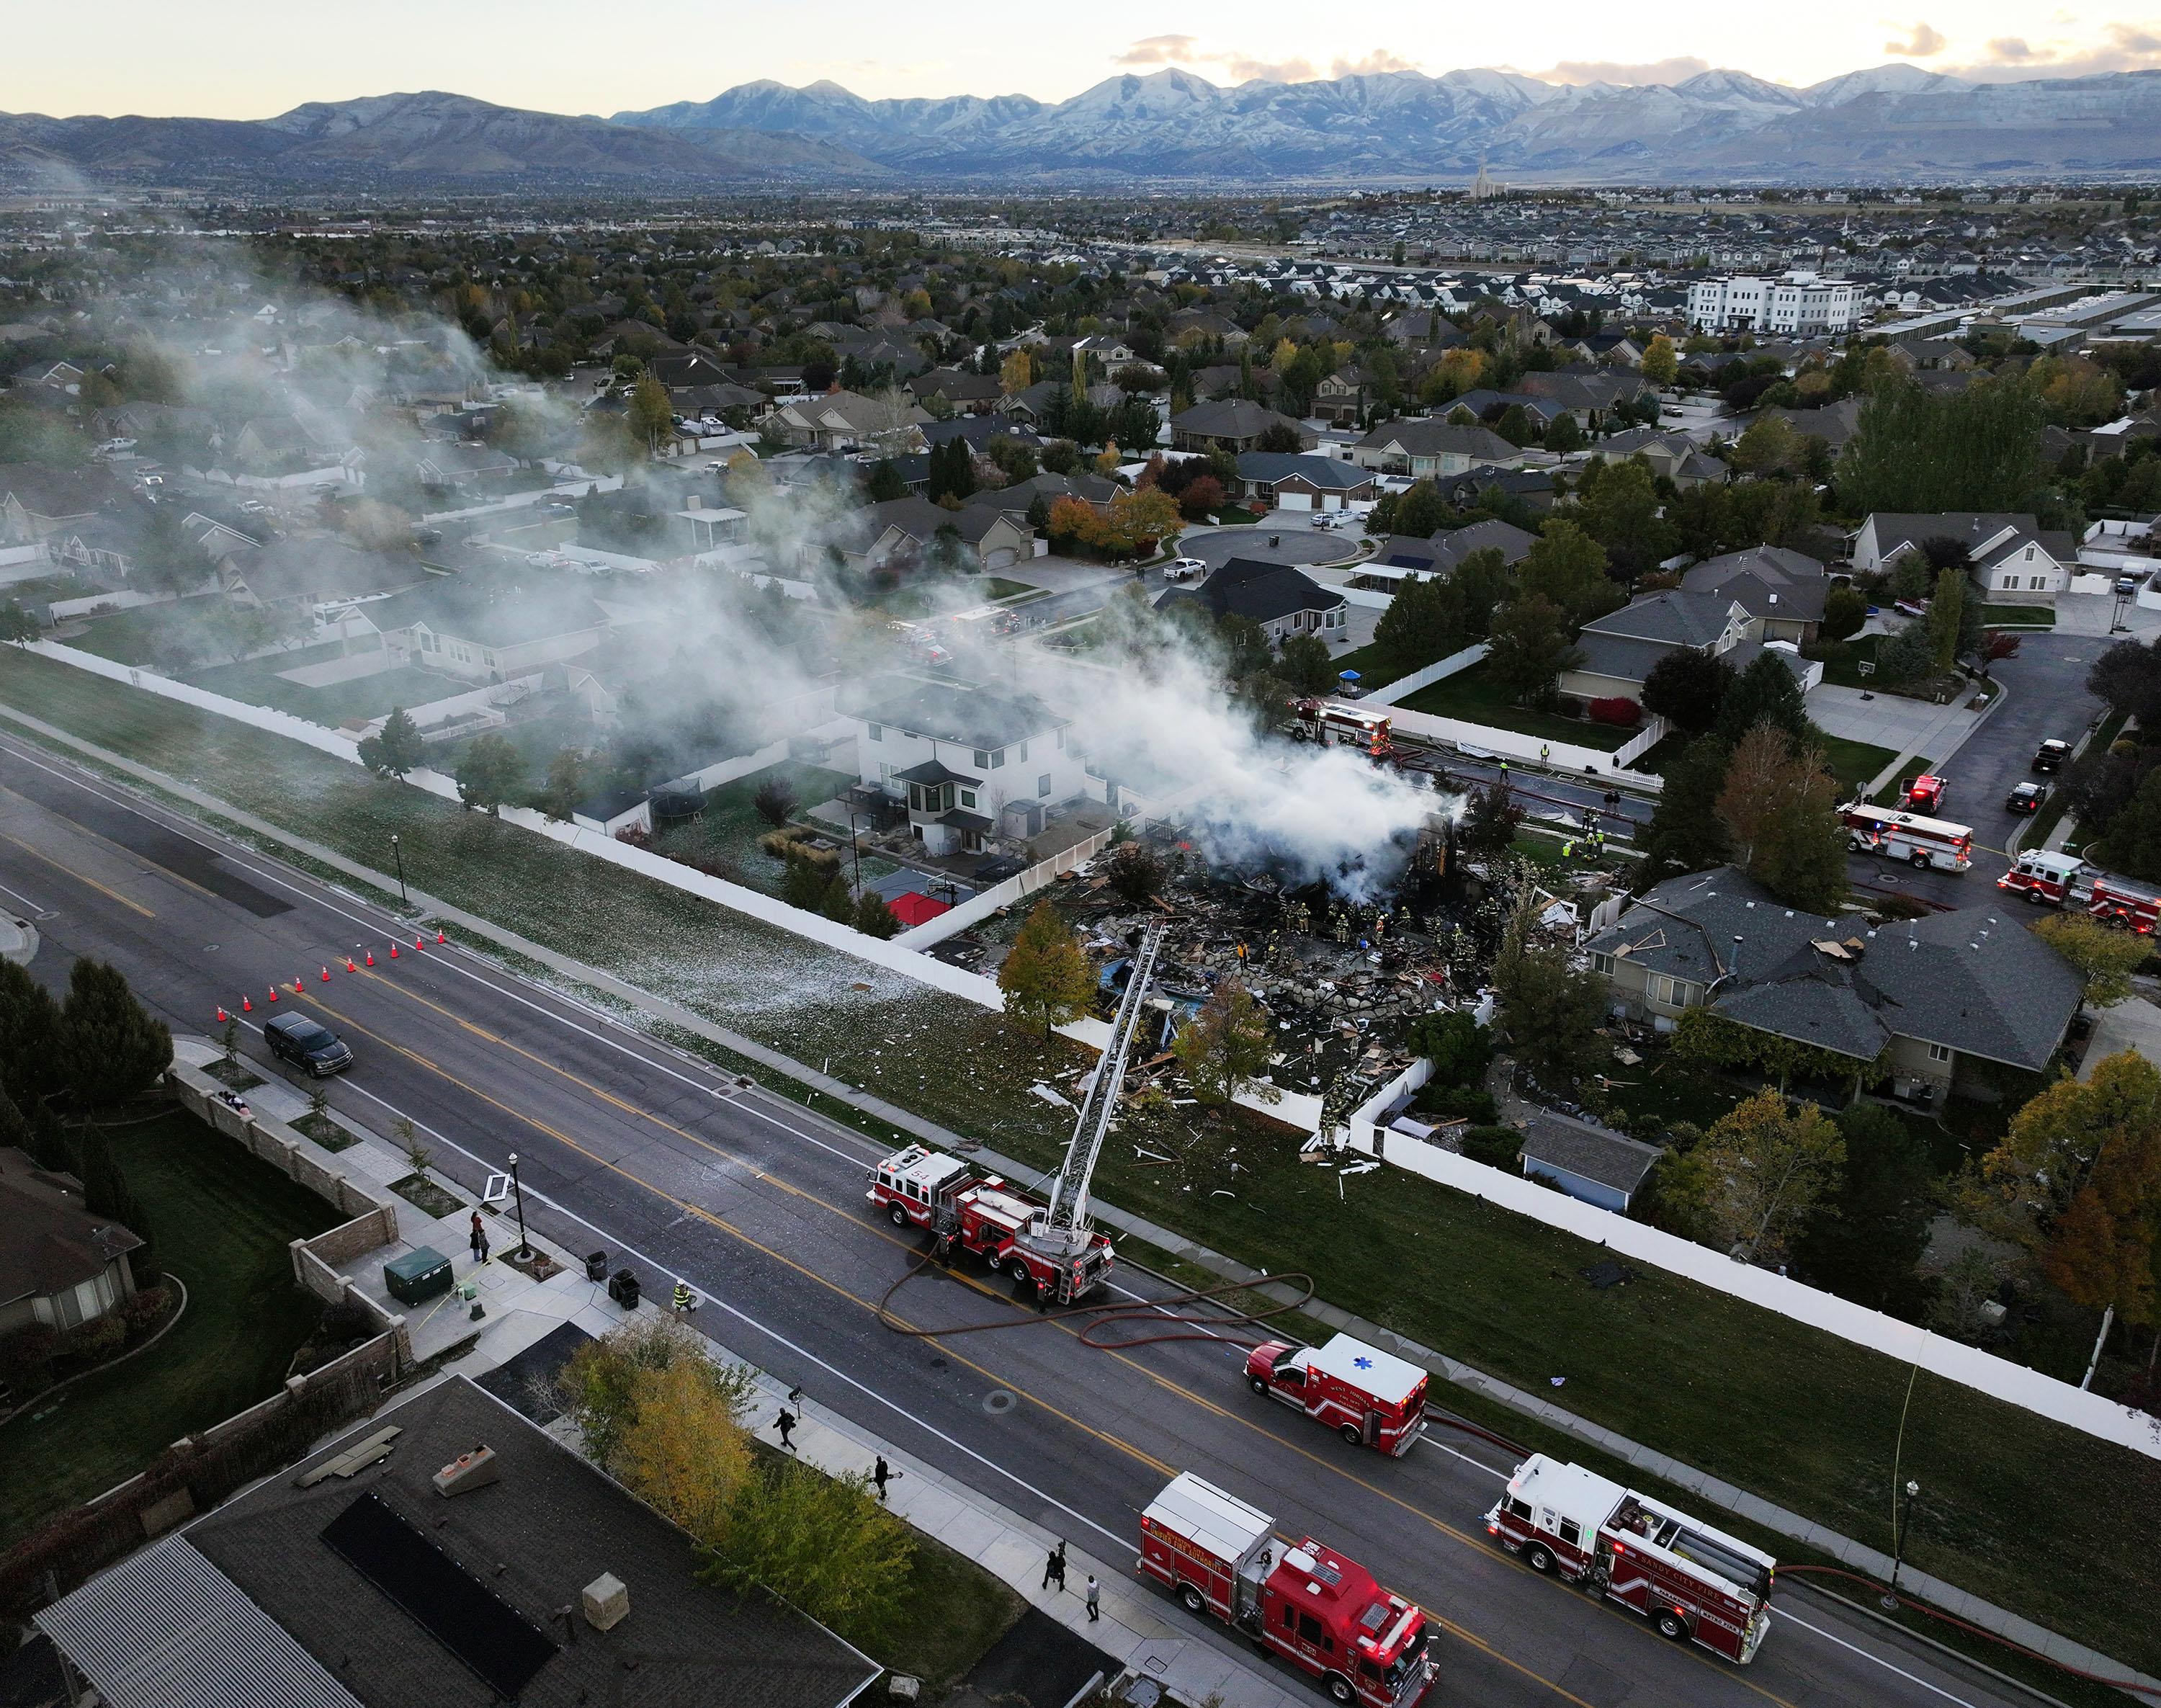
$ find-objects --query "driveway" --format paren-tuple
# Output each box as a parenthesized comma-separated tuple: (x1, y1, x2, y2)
(1178, 522, 1359, 571)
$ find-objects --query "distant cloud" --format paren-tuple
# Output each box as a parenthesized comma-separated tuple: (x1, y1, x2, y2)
(1884, 21, 1949, 56)
(1947, 19, 2161, 78)
(1111, 35, 1410, 83)
(1536, 56, 1712, 86)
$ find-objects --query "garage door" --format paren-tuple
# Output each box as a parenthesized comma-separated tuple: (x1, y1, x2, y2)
(985, 547, 1017, 570)
(1276, 491, 1312, 511)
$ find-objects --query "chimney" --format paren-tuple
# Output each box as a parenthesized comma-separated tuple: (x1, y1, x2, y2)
(431, 1445, 498, 1498)
(582, 1573, 630, 1632)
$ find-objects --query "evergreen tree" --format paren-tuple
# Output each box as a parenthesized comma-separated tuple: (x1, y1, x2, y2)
(996, 900, 1096, 1037)
(1793, 1101, 1936, 1318)
(0, 1078, 32, 1153)
(58, 960, 171, 1110)
(1483, 595, 1580, 708)
(1451, 547, 1513, 637)
(1637, 735, 1735, 884)
(864, 458, 906, 503)
(819, 870, 856, 924)
(358, 707, 426, 779)
(1927, 565, 1967, 674)
(1494, 404, 1536, 447)
(2096, 767, 2161, 881)
(1837, 377, 2047, 515)
(1570, 457, 1676, 584)
(455, 733, 527, 815)
(1640, 649, 1735, 735)
(782, 853, 831, 912)
(0, 959, 66, 1101)
(1369, 576, 1467, 682)
(1712, 651, 1815, 749)
(74, 1122, 158, 1287)
(854, 890, 902, 939)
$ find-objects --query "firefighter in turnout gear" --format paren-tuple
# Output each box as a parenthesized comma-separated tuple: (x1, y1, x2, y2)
(671, 1281, 697, 1314)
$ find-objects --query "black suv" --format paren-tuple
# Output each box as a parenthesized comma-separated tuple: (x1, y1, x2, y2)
(2034, 739, 2072, 773)
(2006, 782, 2048, 815)
(264, 1011, 354, 1077)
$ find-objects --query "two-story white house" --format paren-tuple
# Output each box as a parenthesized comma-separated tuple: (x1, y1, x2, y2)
(853, 681, 1086, 855)
(1349, 419, 1524, 479)
(1852, 512, 2072, 606)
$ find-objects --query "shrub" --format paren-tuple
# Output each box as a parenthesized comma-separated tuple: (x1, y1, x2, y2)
(1417, 1083, 1500, 1126)
(1588, 697, 1643, 728)
(0, 1321, 59, 1382)
(119, 1286, 170, 1336)
(1461, 1125, 1524, 1169)
(751, 775, 797, 827)
(62, 1316, 126, 1362)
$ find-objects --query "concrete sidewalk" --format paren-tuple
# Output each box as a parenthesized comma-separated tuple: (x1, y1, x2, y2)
(189, 1038, 1302, 1708)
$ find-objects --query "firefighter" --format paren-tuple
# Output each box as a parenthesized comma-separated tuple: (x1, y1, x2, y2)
(1539, 744, 1551, 766)
(1562, 841, 1574, 859)
(671, 1280, 696, 1314)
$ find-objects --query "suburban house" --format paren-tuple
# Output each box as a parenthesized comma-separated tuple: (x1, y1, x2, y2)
(34, 1376, 880, 1708)
(908, 367, 1005, 414)
(0, 1147, 143, 1335)
(770, 390, 930, 455)
(413, 442, 519, 483)
(1430, 517, 1538, 573)
(1231, 452, 1379, 511)
(1355, 517, 1537, 589)
(1851, 512, 2072, 605)
(1560, 586, 1821, 707)
(223, 540, 430, 612)
(1680, 546, 1830, 643)
(853, 681, 1082, 854)
(1350, 419, 1523, 479)
(370, 573, 612, 681)
(1312, 365, 1373, 425)
(1157, 558, 1348, 645)
(1595, 427, 1731, 489)
(1170, 400, 1315, 456)
(0, 463, 113, 543)
(1584, 867, 2082, 1101)
(1518, 1114, 1665, 1213)
(817, 495, 1035, 578)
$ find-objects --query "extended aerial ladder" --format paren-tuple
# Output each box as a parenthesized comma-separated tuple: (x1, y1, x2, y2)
(1010, 920, 1168, 1302)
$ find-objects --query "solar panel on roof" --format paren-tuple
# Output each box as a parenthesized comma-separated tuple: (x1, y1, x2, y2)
(321, 1490, 557, 1699)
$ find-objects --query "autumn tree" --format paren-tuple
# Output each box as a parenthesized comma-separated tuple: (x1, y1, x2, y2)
(618, 1351, 757, 1547)
(1714, 723, 1848, 911)
(1657, 1089, 1845, 1266)
(997, 900, 1096, 1037)
(1172, 977, 1280, 1106)
(1639, 334, 1679, 388)
(1515, 519, 1619, 629)
(2031, 911, 2150, 1009)
(709, 1458, 916, 1647)
(627, 373, 675, 453)
(1729, 413, 1805, 478)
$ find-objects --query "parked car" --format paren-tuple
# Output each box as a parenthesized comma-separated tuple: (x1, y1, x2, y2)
(97, 437, 136, 454)
(2006, 782, 2049, 815)
(2119, 574, 2144, 595)
(1163, 557, 1206, 581)
(264, 1011, 354, 1077)
(2034, 738, 2072, 773)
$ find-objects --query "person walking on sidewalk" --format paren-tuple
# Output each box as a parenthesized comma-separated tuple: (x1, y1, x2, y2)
(874, 1456, 900, 1501)
(469, 1215, 489, 1266)
(1042, 1544, 1066, 1591)
(774, 1408, 797, 1452)
(1086, 1575, 1100, 1622)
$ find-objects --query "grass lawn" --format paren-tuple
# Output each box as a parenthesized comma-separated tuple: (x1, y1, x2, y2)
(1982, 603, 2057, 628)
(61, 599, 224, 665)
(1806, 633, 1881, 690)
(1585, 1055, 1748, 1136)
(982, 1102, 2161, 1676)
(982, 577, 1039, 602)
(1817, 733, 1899, 797)
(0, 1108, 339, 1547)
(1397, 660, 1638, 750)
(651, 761, 860, 898)
(187, 653, 455, 727)
(1214, 505, 1262, 524)
(869, 1530, 1026, 1693)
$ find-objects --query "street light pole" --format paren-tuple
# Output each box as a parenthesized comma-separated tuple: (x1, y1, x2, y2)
(390, 834, 407, 905)
(847, 810, 869, 896)
(1881, 1480, 1920, 1609)
(507, 1150, 530, 1260)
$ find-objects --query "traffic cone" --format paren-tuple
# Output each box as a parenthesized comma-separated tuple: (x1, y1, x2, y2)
(413, 935, 424, 952)
(268, 986, 279, 1002)
(216, 1007, 228, 1022)
(435, 930, 445, 944)
(346, 957, 357, 973)
(295, 975, 304, 991)
(389, 943, 398, 959)
(241, 996, 252, 1012)
(364, 950, 375, 966)
(321, 965, 331, 982)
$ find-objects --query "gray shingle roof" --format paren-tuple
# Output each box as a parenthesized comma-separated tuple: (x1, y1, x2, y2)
(1520, 1115, 1665, 1195)
(859, 682, 1060, 751)
(1681, 546, 1829, 624)
(1581, 590, 1740, 649)
(1159, 558, 1346, 627)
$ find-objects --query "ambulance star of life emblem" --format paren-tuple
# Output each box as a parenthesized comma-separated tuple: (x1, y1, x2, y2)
(1354, 1356, 1373, 1369)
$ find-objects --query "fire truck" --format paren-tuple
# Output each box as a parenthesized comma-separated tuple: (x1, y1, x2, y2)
(865, 923, 1168, 1303)
(1140, 1472, 1436, 1708)
(1245, 1333, 1428, 1454)
(1838, 802, 1974, 871)
(1485, 1454, 1776, 1664)
(1291, 699, 1397, 761)
(1998, 851, 2161, 932)
(1900, 772, 1949, 815)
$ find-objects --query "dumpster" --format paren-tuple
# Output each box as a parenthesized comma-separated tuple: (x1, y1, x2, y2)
(384, 1246, 453, 1306)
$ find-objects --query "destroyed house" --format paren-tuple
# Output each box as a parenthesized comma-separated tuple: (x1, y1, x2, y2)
(1584, 867, 2083, 1101)
(35, 1376, 878, 1708)
(853, 681, 1083, 855)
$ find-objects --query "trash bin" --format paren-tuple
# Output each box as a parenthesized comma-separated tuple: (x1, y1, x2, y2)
(585, 1250, 609, 1283)
(608, 1268, 640, 1310)
(383, 1246, 453, 1306)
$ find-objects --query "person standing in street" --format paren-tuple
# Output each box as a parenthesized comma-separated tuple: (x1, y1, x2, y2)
(1086, 1575, 1101, 1622)
(671, 1280, 695, 1314)
(775, 1408, 797, 1452)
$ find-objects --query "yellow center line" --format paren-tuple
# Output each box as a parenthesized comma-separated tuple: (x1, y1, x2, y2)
(0, 829, 154, 917)
(309, 975, 1799, 1708)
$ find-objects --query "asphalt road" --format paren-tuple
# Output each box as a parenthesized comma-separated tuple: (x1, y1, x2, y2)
(0, 730, 2057, 1708)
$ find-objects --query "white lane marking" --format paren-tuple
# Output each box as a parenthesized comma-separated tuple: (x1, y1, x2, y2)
(1777, 1610, 1985, 1708)
(1420, 1437, 1512, 1478)
(328, 1073, 1129, 1554)
(0, 875, 52, 916)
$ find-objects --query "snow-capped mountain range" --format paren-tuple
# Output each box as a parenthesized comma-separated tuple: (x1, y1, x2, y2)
(4, 62, 2159, 185)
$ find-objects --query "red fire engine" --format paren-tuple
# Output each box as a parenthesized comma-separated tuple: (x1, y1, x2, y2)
(866, 923, 1168, 1303)
(1839, 802, 1974, 871)
(1245, 1333, 1428, 1455)
(1999, 851, 2161, 932)
(1292, 699, 1398, 761)
(1485, 1454, 1776, 1664)
(1901, 772, 1948, 814)
(1141, 1472, 1436, 1708)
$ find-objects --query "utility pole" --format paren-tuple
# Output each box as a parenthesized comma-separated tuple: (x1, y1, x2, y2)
(507, 1151, 531, 1260)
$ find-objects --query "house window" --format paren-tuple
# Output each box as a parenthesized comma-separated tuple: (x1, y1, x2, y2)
(1055, 727, 1065, 750)
(1650, 975, 1699, 1008)
(1016, 740, 1027, 762)
(869, 723, 883, 742)
(990, 748, 1005, 769)
(1591, 952, 1614, 975)
(1928, 1042, 1952, 1063)
(959, 789, 977, 809)
(879, 764, 895, 786)
(1038, 773, 1052, 797)
(973, 748, 990, 768)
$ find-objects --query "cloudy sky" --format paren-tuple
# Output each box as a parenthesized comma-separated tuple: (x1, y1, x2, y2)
(6, 0, 2159, 119)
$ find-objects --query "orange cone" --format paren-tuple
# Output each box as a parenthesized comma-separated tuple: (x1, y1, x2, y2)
(435, 930, 445, 944)
(390, 943, 399, 959)
(295, 975, 304, 991)
(321, 965, 331, 982)
(216, 1007, 228, 1022)
(364, 950, 375, 966)
(242, 996, 252, 1012)
(268, 986, 279, 1002)
(345, 957, 356, 973)
(414, 936, 424, 951)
